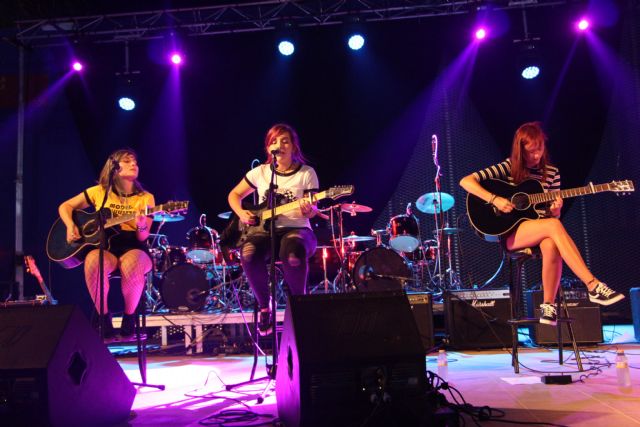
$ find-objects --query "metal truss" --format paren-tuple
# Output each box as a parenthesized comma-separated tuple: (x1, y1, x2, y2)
(12, 0, 568, 46)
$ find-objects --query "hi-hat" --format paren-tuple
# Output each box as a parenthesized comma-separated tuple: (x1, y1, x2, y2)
(340, 203, 372, 214)
(153, 213, 184, 222)
(416, 192, 455, 214)
(217, 211, 232, 220)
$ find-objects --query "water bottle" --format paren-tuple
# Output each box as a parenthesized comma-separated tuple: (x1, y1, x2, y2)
(437, 349, 448, 381)
(616, 349, 631, 388)
(437, 349, 448, 367)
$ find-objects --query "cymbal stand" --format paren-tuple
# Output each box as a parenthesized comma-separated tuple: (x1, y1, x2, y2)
(327, 205, 350, 292)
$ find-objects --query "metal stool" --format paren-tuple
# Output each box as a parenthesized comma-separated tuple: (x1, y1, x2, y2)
(506, 247, 584, 373)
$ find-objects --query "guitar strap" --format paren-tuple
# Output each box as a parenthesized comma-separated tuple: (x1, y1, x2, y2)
(83, 189, 93, 207)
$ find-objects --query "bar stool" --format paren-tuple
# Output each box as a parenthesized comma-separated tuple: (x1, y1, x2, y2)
(506, 247, 584, 374)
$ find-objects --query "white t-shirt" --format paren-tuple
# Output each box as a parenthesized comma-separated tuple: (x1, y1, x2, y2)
(244, 163, 319, 229)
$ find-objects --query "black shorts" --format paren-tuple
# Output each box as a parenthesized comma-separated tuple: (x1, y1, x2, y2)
(107, 230, 151, 260)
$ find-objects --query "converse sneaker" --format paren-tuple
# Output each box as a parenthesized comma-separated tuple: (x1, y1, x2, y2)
(588, 282, 625, 306)
(258, 309, 273, 336)
(539, 303, 557, 326)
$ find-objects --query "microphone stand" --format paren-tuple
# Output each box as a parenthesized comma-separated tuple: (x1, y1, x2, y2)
(431, 134, 445, 293)
(266, 158, 279, 379)
(95, 163, 118, 340)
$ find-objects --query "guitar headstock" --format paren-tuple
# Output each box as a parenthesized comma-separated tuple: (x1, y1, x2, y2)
(24, 255, 44, 283)
(160, 200, 190, 215)
(326, 185, 355, 200)
(610, 180, 635, 196)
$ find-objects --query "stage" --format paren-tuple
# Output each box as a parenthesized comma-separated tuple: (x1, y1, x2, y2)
(114, 325, 640, 427)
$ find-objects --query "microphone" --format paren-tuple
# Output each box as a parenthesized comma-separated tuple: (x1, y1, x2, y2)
(110, 157, 121, 172)
(270, 149, 281, 156)
(358, 265, 375, 281)
(431, 134, 438, 156)
(200, 213, 207, 228)
(406, 202, 412, 216)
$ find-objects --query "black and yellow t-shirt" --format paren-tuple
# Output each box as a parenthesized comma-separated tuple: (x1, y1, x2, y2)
(84, 185, 155, 256)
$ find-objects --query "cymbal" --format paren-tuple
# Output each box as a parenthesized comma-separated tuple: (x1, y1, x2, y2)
(153, 213, 185, 222)
(335, 235, 375, 243)
(434, 227, 462, 235)
(218, 211, 232, 220)
(341, 203, 372, 214)
(415, 192, 455, 214)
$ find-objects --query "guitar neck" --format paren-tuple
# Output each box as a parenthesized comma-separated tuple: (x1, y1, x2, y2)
(104, 204, 164, 228)
(262, 190, 329, 221)
(530, 183, 617, 204)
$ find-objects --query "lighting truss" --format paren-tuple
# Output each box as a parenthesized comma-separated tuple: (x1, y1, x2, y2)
(12, 0, 568, 47)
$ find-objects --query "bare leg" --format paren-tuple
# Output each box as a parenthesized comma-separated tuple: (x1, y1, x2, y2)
(119, 249, 152, 315)
(505, 218, 597, 290)
(84, 249, 118, 313)
(538, 237, 562, 303)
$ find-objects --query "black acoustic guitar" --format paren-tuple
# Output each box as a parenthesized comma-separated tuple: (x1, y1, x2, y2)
(467, 178, 634, 242)
(220, 185, 354, 249)
(46, 200, 189, 269)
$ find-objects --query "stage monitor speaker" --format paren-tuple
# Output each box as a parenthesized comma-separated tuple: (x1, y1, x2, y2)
(628, 288, 639, 342)
(525, 290, 603, 345)
(276, 291, 427, 427)
(407, 292, 434, 351)
(444, 289, 512, 350)
(0, 305, 135, 427)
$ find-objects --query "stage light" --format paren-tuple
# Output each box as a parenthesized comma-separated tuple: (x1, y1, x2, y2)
(475, 28, 487, 40)
(278, 40, 295, 56)
(71, 61, 83, 72)
(347, 34, 365, 51)
(170, 53, 183, 65)
(118, 97, 136, 111)
(521, 65, 540, 80)
(577, 18, 590, 31)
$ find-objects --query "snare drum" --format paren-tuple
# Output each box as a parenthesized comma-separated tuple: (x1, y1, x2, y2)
(388, 214, 420, 253)
(186, 226, 217, 264)
(159, 263, 209, 311)
(351, 246, 411, 292)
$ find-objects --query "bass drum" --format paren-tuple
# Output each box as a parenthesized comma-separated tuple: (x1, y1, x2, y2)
(159, 263, 209, 311)
(351, 246, 411, 292)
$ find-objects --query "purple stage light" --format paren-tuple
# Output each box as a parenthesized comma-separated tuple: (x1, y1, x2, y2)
(577, 18, 590, 31)
(475, 28, 487, 40)
(170, 53, 183, 65)
(72, 61, 83, 71)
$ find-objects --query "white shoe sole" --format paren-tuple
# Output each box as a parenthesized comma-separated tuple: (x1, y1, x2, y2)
(539, 318, 557, 326)
(589, 293, 625, 306)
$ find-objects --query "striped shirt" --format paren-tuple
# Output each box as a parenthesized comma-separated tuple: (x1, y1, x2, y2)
(473, 158, 561, 217)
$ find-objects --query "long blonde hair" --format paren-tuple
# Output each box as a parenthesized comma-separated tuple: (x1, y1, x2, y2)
(97, 148, 145, 194)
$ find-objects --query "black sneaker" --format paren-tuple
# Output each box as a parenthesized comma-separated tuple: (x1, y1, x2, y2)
(258, 310, 273, 336)
(119, 313, 137, 340)
(539, 303, 557, 326)
(588, 282, 625, 306)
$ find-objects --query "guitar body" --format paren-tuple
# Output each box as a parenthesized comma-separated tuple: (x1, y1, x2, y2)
(219, 203, 275, 250)
(46, 209, 119, 269)
(466, 178, 544, 242)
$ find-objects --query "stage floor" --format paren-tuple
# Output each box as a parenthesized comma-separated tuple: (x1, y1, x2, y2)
(117, 325, 640, 427)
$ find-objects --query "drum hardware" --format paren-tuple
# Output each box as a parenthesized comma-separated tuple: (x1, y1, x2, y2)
(434, 227, 462, 235)
(370, 229, 387, 247)
(309, 245, 337, 294)
(335, 234, 375, 243)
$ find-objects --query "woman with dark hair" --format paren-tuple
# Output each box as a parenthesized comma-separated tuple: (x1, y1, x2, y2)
(460, 122, 624, 325)
(228, 123, 319, 335)
(59, 148, 154, 341)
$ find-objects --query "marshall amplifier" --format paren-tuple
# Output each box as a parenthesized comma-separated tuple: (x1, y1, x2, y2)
(525, 289, 603, 345)
(444, 289, 512, 349)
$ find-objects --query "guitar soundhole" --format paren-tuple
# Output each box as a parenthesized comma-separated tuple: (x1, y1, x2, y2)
(511, 193, 530, 210)
(83, 220, 98, 237)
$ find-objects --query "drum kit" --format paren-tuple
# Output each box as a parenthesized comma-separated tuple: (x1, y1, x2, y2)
(145, 190, 461, 312)
(309, 191, 462, 295)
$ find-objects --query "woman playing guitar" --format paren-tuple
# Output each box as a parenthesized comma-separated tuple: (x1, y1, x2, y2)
(227, 123, 319, 336)
(58, 148, 154, 341)
(460, 122, 624, 325)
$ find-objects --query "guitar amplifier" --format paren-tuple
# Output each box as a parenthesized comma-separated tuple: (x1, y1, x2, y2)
(406, 293, 434, 352)
(525, 290, 602, 345)
(444, 289, 512, 349)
